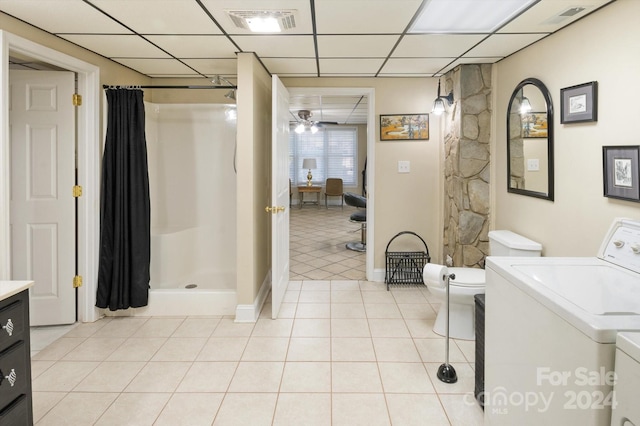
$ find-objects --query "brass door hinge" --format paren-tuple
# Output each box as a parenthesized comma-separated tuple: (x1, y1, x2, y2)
(73, 185, 82, 198)
(73, 275, 83, 288)
(72, 93, 82, 106)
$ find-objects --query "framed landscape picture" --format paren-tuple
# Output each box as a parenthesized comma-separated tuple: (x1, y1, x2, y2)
(521, 112, 548, 138)
(380, 114, 429, 141)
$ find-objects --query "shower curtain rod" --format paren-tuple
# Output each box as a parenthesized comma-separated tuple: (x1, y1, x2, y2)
(102, 85, 237, 90)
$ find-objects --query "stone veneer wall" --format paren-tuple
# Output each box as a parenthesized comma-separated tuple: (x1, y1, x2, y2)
(443, 64, 492, 268)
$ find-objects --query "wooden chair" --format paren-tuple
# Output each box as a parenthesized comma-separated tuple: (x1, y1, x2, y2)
(324, 178, 344, 209)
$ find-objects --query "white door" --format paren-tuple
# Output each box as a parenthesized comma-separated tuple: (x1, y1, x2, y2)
(10, 70, 76, 326)
(270, 76, 290, 318)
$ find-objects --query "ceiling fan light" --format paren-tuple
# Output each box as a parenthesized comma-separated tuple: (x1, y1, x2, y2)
(295, 123, 305, 134)
(310, 124, 319, 134)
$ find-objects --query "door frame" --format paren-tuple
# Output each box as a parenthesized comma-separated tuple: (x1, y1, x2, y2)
(0, 31, 101, 322)
(288, 87, 375, 280)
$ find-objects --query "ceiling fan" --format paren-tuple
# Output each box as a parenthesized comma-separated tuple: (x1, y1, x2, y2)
(294, 109, 338, 134)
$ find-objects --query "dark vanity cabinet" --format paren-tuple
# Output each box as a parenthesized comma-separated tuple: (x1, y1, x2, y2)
(0, 288, 33, 425)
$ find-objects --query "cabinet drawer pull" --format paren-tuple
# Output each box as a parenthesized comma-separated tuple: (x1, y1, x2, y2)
(2, 318, 14, 336)
(0, 368, 17, 387)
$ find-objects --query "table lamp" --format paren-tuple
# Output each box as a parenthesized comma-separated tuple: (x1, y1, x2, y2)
(302, 158, 317, 186)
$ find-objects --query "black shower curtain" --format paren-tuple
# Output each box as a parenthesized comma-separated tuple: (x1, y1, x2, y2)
(96, 88, 150, 310)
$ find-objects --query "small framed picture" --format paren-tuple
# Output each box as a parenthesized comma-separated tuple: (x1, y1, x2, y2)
(380, 114, 429, 141)
(561, 81, 598, 124)
(603, 145, 640, 202)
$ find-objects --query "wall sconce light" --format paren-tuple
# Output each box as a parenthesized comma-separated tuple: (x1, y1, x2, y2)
(432, 78, 454, 116)
(520, 97, 532, 114)
(302, 158, 317, 186)
(225, 89, 236, 100)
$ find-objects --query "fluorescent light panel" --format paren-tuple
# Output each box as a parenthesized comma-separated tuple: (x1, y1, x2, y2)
(410, 0, 538, 33)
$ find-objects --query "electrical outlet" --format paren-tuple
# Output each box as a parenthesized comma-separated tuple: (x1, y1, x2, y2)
(398, 160, 410, 173)
(527, 159, 540, 171)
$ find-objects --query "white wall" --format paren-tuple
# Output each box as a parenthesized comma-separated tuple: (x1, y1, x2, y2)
(494, 0, 640, 256)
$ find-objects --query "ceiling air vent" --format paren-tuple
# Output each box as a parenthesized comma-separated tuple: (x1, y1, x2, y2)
(226, 10, 297, 32)
(543, 6, 589, 25)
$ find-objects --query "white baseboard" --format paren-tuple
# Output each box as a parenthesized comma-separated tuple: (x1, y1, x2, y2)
(234, 272, 271, 323)
(372, 268, 385, 282)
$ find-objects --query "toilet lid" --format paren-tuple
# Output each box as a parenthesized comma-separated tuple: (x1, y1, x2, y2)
(449, 267, 485, 287)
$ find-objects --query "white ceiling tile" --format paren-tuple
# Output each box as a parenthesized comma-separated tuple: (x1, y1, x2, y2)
(0, 0, 131, 33)
(262, 58, 318, 74)
(393, 34, 486, 58)
(1, 0, 618, 83)
(317, 35, 399, 58)
(498, 0, 614, 33)
(233, 35, 315, 58)
(90, 0, 223, 34)
(380, 58, 453, 75)
(315, 0, 423, 33)
(320, 58, 384, 75)
(146, 36, 238, 58)
(180, 59, 238, 76)
(60, 35, 170, 58)
(199, 0, 314, 35)
(464, 33, 548, 57)
(114, 58, 196, 75)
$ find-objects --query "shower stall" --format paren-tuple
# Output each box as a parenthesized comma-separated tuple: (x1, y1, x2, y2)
(139, 102, 237, 316)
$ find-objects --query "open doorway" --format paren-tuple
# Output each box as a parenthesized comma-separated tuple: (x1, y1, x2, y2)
(0, 30, 101, 323)
(287, 87, 375, 282)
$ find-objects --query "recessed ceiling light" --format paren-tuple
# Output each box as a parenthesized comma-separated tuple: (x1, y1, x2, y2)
(409, 0, 539, 33)
(226, 10, 297, 33)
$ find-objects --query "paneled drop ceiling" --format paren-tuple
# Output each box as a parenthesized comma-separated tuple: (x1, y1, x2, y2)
(1, 0, 616, 124)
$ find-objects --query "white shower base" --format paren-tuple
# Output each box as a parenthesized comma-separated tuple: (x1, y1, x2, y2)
(143, 226, 237, 316)
(140, 288, 237, 316)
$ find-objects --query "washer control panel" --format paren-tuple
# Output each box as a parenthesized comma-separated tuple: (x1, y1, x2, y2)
(599, 218, 640, 274)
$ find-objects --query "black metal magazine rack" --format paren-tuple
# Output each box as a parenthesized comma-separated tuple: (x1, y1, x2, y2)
(384, 231, 430, 290)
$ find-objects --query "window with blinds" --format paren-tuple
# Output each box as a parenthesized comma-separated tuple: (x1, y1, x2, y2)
(289, 127, 358, 186)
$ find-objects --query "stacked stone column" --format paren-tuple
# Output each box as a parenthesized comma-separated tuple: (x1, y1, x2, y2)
(443, 64, 492, 268)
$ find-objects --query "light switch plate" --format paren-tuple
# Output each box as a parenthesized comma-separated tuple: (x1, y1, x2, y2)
(527, 159, 540, 171)
(398, 160, 410, 173)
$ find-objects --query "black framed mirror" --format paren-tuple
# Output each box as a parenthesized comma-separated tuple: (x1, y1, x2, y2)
(507, 78, 554, 201)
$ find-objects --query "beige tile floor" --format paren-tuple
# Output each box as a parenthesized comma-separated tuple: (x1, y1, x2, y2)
(30, 281, 484, 425)
(29, 204, 483, 425)
(290, 204, 366, 281)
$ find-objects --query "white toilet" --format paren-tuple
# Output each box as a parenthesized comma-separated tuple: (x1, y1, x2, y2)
(424, 230, 542, 340)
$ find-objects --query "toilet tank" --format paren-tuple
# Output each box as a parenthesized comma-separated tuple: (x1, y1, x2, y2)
(488, 230, 542, 256)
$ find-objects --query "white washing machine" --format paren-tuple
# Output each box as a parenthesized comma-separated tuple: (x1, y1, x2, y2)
(612, 332, 640, 426)
(484, 218, 640, 425)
